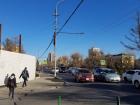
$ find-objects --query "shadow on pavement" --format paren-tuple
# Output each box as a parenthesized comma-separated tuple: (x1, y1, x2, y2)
(25, 91, 116, 104)
(76, 83, 140, 105)
(0, 97, 9, 100)
(77, 83, 140, 94)
(121, 95, 140, 105)
(45, 78, 64, 82)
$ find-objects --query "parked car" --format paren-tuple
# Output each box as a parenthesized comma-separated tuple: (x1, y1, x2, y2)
(70, 67, 78, 76)
(59, 66, 67, 73)
(65, 67, 75, 74)
(93, 68, 121, 82)
(122, 70, 140, 82)
(75, 69, 94, 82)
(51, 67, 59, 73)
(132, 71, 140, 88)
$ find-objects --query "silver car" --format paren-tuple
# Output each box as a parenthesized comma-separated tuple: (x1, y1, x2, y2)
(100, 68, 121, 82)
(104, 72, 121, 82)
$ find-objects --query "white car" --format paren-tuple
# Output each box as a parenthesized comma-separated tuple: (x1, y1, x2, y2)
(122, 70, 140, 82)
(51, 68, 59, 73)
(132, 71, 140, 88)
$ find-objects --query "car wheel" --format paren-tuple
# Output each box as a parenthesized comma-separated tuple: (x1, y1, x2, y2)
(76, 78, 79, 83)
(134, 81, 140, 88)
(124, 77, 128, 82)
(91, 79, 94, 83)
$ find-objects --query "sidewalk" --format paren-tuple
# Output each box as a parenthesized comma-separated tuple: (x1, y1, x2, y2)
(0, 72, 64, 105)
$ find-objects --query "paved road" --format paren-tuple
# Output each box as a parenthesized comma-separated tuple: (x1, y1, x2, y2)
(1, 72, 139, 105)
(55, 73, 140, 105)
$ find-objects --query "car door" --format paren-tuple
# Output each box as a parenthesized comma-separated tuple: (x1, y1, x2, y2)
(126, 71, 135, 81)
(138, 72, 140, 82)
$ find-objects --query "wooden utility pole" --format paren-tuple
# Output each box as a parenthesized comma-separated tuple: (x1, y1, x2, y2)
(19, 34, 21, 53)
(0, 24, 1, 50)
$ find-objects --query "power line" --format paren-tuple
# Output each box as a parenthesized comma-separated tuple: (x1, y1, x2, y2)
(38, 0, 84, 59)
(59, 32, 84, 35)
(38, 39, 53, 59)
(57, 0, 84, 35)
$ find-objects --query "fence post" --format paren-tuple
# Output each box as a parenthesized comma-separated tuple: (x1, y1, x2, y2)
(58, 96, 62, 105)
(116, 96, 120, 105)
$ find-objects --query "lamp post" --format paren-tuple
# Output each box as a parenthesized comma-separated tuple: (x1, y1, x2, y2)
(53, 0, 64, 78)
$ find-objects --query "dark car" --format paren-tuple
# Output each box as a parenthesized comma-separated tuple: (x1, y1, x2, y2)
(59, 66, 67, 73)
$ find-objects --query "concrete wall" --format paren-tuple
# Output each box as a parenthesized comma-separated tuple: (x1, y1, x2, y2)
(0, 50, 36, 86)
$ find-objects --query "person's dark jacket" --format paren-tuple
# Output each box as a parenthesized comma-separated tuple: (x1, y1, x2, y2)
(7, 76, 17, 88)
(19, 70, 29, 80)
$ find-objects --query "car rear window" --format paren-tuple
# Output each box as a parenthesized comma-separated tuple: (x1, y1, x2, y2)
(127, 71, 135, 74)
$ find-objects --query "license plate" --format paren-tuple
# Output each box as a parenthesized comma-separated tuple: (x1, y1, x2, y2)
(86, 78, 89, 80)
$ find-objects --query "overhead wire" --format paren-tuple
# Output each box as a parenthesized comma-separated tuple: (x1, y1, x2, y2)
(38, 0, 84, 59)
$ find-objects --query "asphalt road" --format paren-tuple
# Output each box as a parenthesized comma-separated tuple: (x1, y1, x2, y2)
(55, 73, 140, 105)
(7, 72, 139, 105)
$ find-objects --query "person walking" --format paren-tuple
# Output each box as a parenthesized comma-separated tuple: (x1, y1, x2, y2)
(7, 73, 17, 99)
(19, 67, 29, 87)
(4, 74, 9, 86)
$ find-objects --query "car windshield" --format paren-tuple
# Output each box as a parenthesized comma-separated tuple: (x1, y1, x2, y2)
(102, 69, 115, 74)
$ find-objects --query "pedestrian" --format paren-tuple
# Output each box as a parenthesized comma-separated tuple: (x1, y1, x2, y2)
(19, 67, 29, 87)
(7, 73, 17, 99)
(4, 74, 9, 86)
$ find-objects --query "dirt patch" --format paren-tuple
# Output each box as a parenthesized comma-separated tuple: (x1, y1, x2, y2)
(45, 78, 64, 82)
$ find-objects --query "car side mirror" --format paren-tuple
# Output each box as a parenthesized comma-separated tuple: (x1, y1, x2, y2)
(100, 72, 104, 74)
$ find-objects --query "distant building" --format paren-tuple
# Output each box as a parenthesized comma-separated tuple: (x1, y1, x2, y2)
(112, 53, 135, 69)
(89, 47, 100, 54)
(88, 47, 102, 57)
(135, 59, 140, 69)
(47, 52, 55, 62)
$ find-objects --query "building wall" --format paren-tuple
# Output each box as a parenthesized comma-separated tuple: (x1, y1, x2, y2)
(0, 50, 36, 86)
(88, 47, 101, 55)
(112, 54, 135, 69)
(47, 52, 55, 62)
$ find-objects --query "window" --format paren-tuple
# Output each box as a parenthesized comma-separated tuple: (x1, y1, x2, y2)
(127, 71, 135, 74)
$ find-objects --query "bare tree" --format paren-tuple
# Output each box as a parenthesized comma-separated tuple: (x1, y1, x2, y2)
(3, 37, 25, 53)
(84, 49, 105, 70)
(57, 56, 69, 66)
(70, 53, 84, 68)
(121, 13, 140, 51)
(3, 38, 16, 51)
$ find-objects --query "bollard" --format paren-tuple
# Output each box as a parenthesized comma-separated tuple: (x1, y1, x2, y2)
(58, 96, 62, 105)
(63, 81, 66, 86)
(116, 96, 120, 105)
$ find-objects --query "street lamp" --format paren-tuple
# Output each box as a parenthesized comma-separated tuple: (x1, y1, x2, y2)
(53, 0, 64, 78)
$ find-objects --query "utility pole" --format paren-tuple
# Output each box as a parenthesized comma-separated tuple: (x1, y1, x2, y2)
(0, 24, 2, 50)
(19, 34, 21, 53)
(53, 0, 64, 78)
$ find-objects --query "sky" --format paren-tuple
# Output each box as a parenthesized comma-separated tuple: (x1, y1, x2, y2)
(0, 0, 140, 59)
